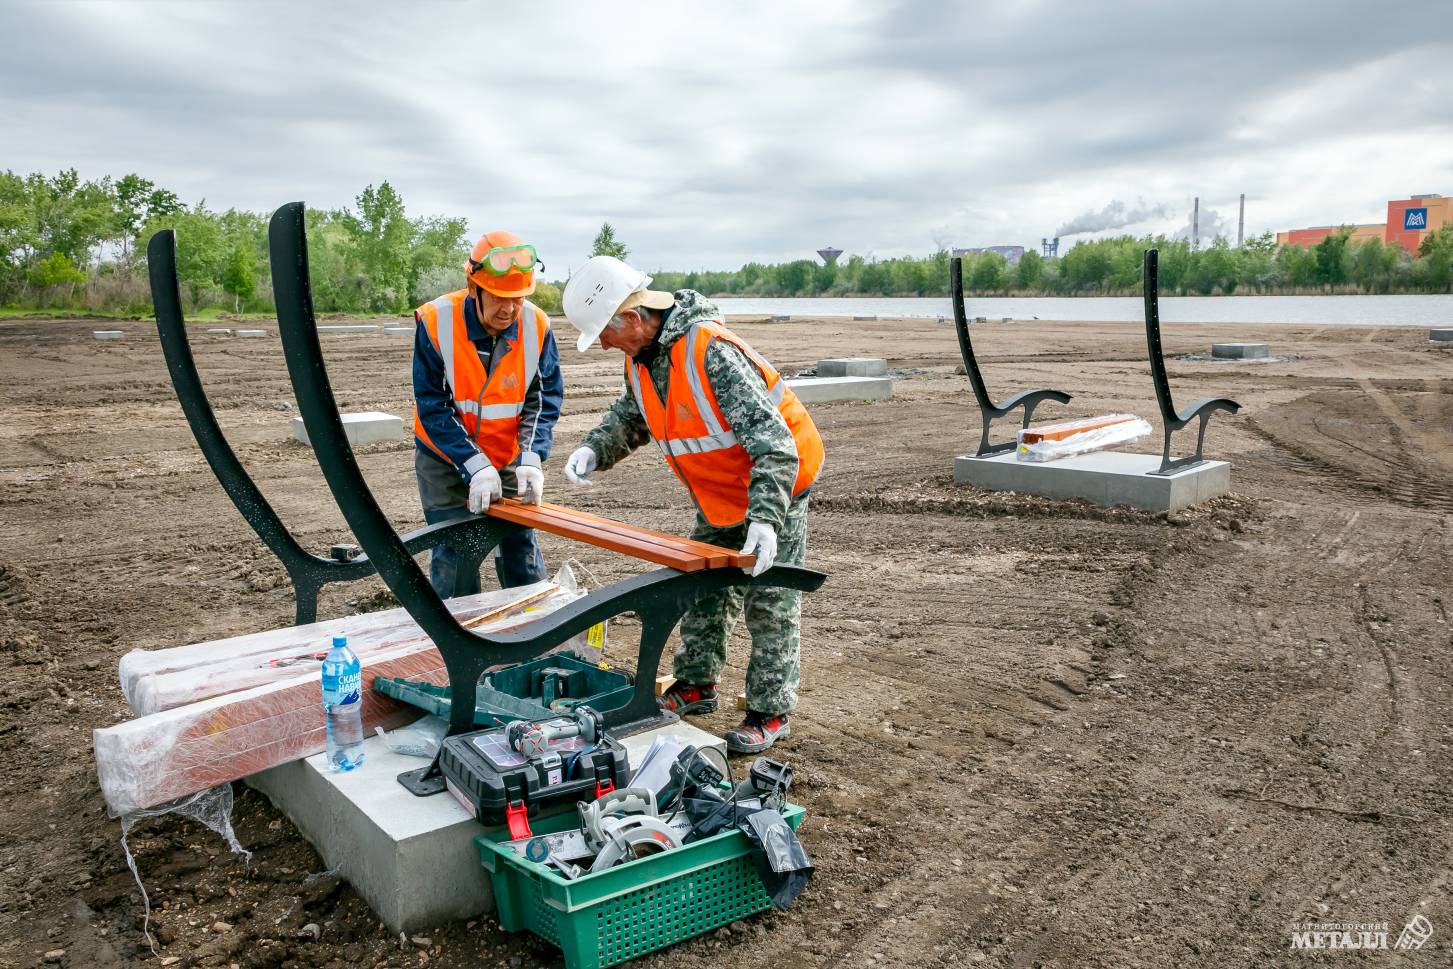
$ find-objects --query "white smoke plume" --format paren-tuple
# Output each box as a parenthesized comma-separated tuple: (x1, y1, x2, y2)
(1055, 198, 1171, 237)
(1172, 205, 1235, 245)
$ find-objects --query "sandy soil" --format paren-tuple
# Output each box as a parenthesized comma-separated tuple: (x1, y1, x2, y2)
(1, 313, 1450, 968)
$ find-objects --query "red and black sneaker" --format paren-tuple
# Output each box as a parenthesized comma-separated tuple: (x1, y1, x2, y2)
(657, 681, 718, 716)
(724, 711, 790, 754)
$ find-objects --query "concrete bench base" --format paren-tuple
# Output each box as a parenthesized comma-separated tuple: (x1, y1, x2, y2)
(317, 324, 382, 333)
(205, 328, 233, 336)
(1212, 342, 1269, 359)
(954, 450, 1230, 513)
(248, 719, 726, 933)
(787, 375, 892, 403)
(817, 357, 888, 377)
(292, 411, 404, 447)
(1430, 328, 1453, 342)
(236, 329, 269, 338)
(384, 326, 414, 335)
(93, 330, 124, 340)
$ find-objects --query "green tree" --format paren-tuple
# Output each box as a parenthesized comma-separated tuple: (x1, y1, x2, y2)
(221, 240, 257, 312)
(968, 251, 1008, 291)
(341, 182, 413, 312)
(1015, 249, 1043, 289)
(1415, 225, 1453, 292)
(1313, 228, 1353, 287)
(590, 222, 629, 260)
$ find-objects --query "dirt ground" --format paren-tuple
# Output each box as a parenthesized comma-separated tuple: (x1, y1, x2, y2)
(1, 312, 1450, 968)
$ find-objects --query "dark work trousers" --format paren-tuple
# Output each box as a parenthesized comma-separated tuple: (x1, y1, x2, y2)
(414, 450, 547, 596)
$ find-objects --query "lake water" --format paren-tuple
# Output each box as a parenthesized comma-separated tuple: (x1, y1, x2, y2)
(713, 294, 1453, 327)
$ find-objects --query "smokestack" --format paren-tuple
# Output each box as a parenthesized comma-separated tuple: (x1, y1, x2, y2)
(1237, 194, 1245, 248)
(1192, 197, 1200, 252)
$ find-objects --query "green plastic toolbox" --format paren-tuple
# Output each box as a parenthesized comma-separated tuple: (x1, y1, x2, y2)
(477, 802, 806, 969)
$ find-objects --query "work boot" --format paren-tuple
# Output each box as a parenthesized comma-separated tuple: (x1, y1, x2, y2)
(724, 711, 790, 754)
(658, 681, 718, 716)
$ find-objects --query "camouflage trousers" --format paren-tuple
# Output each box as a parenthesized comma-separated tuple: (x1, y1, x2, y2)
(673, 493, 810, 716)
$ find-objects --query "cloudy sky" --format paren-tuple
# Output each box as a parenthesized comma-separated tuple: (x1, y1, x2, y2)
(4, 1, 1451, 271)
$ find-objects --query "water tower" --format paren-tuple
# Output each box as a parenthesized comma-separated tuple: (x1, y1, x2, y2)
(816, 246, 842, 265)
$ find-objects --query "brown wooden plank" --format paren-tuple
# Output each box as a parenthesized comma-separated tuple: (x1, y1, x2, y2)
(521, 500, 755, 570)
(487, 500, 706, 571)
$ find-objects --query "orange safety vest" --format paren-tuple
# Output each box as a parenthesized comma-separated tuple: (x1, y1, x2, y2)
(627, 320, 823, 526)
(412, 290, 549, 470)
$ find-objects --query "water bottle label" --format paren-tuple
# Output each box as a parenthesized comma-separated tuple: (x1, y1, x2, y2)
(337, 668, 361, 705)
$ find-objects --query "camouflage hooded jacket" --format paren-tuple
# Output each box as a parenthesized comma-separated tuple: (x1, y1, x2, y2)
(582, 290, 799, 531)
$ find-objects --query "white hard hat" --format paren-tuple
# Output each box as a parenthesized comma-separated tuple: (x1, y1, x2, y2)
(562, 255, 674, 353)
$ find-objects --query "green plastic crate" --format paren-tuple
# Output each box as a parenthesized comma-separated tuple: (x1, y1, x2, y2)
(477, 802, 805, 969)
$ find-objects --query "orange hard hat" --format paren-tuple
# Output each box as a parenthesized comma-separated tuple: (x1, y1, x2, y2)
(466, 230, 538, 297)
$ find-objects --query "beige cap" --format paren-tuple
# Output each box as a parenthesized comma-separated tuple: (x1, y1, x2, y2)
(618, 288, 675, 314)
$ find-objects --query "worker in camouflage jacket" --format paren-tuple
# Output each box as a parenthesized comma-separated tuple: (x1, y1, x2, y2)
(560, 256, 825, 753)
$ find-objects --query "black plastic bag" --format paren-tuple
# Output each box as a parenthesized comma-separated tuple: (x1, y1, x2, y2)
(741, 810, 814, 909)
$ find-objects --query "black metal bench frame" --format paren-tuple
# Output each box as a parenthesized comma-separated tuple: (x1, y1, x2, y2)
(147, 230, 501, 625)
(950, 256, 1071, 456)
(266, 202, 827, 795)
(1142, 248, 1241, 475)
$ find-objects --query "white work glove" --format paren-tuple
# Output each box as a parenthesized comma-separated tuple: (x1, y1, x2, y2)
(740, 521, 777, 577)
(564, 446, 598, 486)
(516, 465, 544, 505)
(467, 465, 502, 514)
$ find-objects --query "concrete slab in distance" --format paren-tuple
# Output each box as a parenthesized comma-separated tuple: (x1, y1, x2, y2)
(1212, 342, 1269, 359)
(317, 324, 382, 333)
(205, 328, 233, 336)
(93, 330, 124, 340)
(954, 450, 1230, 513)
(1430, 328, 1453, 342)
(817, 357, 888, 377)
(236, 329, 268, 338)
(249, 720, 725, 932)
(292, 411, 404, 447)
(787, 375, 892, 404)
(851, 314, 877, 321)
(384, 326, 414, 334)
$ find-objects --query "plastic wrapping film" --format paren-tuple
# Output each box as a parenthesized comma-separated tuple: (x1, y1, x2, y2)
(1016, 414, 1153, 463)
(120, 580, 558, 715)
(95, 568, 596, 817)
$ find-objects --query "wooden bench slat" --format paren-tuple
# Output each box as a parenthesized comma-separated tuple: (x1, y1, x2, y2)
(486, 500, 707, 571)
(531, 501, 755, 570)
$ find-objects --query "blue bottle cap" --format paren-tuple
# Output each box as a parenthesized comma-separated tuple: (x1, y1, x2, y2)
(332, 635, 347, 648)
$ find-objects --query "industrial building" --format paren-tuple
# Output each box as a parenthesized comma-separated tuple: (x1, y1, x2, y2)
(1277, 194, 1451, 253)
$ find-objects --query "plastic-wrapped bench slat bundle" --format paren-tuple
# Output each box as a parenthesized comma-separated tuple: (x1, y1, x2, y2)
(94, 583, 591, 816)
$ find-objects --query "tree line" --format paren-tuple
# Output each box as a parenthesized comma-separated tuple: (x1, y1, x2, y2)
(0, 169, 563, 317)
(4, 167, 1450, 320)
(654, 228, 1453, 298)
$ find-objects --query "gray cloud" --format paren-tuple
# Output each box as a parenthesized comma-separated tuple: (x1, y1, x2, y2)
(1, 0, 1450, 271)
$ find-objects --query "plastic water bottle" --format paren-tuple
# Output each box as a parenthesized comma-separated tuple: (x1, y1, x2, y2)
(321, 634, 365, 772)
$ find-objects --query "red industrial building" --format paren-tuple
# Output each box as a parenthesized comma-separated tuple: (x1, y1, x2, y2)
(1276, 194, 1451, 253)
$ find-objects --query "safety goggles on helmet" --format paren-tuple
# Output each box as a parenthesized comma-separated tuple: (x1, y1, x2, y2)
(469, 243, 542, 276)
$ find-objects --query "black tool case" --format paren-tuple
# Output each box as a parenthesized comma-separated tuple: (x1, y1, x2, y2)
(439, 725, 629, 836)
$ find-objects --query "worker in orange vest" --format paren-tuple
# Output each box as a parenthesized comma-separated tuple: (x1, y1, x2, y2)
(412, 231, 563, 596)
(561, 256, 823, 753)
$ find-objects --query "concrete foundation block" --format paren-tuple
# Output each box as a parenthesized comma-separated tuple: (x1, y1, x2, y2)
(1001, 317, 1013, 324)
(292, 411, 404, 447)
(93, 330, 124, 340)
(851, 314, 877, 321)
(249, 719, 724, 933)
(1212, 342, 1270, 359)
(1430, 328, 1453, 342)
(787, 375, 893, 404)
(236, 329, 268, 338)
(318, 324, 382, 333)
(954, 450, 1230, 513)
(205, 328, 233, 336)
(769, 315, 790, 323)
(817, 357, 888, 377)
(384, 326, 414, 334)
